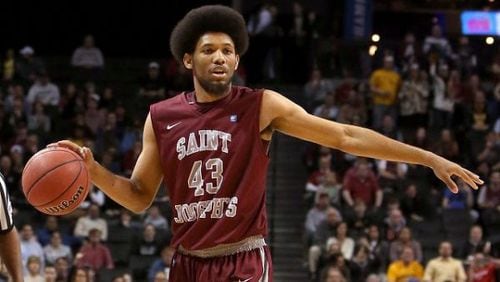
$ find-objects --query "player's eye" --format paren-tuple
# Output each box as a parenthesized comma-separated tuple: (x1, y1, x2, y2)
(223, 49, 233, 55)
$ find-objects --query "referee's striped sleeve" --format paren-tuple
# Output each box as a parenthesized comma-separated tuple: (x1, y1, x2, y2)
(0, 173, 13, 233)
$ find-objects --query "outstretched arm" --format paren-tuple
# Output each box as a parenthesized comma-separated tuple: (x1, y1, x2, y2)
(0, 227, 23, 282)
(261, 90, 483, 192)
(55, 113, 164, 213)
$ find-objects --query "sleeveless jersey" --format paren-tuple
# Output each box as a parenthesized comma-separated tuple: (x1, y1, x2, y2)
(150, 86, 270, 250)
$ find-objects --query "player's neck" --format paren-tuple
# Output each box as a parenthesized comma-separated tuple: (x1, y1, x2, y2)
(193, 81, 232, 103)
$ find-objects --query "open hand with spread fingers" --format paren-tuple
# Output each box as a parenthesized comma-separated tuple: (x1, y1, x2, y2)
(430, 154, 483, 193)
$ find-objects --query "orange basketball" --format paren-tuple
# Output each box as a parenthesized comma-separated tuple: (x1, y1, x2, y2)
(22, 147, 90, 215)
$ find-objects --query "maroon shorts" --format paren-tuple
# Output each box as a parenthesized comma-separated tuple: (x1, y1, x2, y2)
(169, 246, 272, 282)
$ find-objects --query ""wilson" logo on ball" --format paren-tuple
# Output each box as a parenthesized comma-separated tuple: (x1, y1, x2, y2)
(43, 186, 85, 214)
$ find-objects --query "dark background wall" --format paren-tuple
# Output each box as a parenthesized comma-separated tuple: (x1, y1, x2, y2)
(1, 1, 232, 57)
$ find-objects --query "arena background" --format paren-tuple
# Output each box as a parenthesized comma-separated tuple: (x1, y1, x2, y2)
(2, 0, 500, 281)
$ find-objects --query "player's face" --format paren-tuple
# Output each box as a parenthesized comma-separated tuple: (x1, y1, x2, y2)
(185, 32, 240, 96)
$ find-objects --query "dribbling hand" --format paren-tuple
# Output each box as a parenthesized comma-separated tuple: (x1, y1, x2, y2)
(47, 140, 95, 169)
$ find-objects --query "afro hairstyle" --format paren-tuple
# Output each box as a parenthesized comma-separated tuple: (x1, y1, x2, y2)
(169, 5, 249, 63)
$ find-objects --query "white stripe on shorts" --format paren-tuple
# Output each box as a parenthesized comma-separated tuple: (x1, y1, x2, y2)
(258, 246, 269, 282)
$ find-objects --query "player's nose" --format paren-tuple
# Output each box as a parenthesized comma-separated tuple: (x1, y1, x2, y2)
(212, 50, 226, 64)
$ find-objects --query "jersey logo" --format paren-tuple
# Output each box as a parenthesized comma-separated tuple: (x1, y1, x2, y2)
(166, 122, 182, 130)
(238, 277, 253, 282)
(230, 114, 238, 122)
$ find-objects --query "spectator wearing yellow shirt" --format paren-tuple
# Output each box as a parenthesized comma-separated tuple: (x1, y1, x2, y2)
(423, 241, 466, 282)
(369, 55, 401, 129)
(387, 246, 424, 282)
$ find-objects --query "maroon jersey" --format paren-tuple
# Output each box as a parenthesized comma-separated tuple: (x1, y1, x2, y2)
(150, 86, 270, 250)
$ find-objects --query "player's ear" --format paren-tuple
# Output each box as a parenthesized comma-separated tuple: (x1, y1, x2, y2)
(234, 54, 240, 71)
(183, 53, 193, 70)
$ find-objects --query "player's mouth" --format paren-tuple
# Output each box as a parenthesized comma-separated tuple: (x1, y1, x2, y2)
(210, 67, 227, 78)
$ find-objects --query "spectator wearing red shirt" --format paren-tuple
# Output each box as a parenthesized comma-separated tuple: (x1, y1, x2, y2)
(342, 158, 382, 209)
(468, 252, 500, 282)
(74, 228, 114, 272)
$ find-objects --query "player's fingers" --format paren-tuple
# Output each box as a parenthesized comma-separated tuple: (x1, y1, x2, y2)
(440, 175, 458, 193)
(46, 142, 58, 148)
(457, 170, 478, 190)
(463, 168, 484, 184)
(56, 140, 80, 151)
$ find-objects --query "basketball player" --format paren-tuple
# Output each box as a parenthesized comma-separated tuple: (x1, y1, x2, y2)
(0, 173, 23, 282)
(55, 5, 483, 281)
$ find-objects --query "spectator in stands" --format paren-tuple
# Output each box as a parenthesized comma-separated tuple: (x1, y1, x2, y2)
(461, 225, 491, 261)
(455, 36, 477, 76)
(305, 151, 335, 203)
(399, 183, 431, 222)
(389, 227, 422, 263)
(346, 200, 373, 238)
(468, 91, 492, 157)
(422, 24, 453, 64)
(26, 71, 60, 115)
(43, 265, 57, 282)
(122, 140, 142, 177)
(305, 192, 332, 243)
(365, 225, 389, 273)
(336, 88, 367, 126)
(27, 101, 51, 138)
(43, 231, 72, 265)
(20, 224, 44, 274)
(23, 255, 43, 282)
(7, 96, 28, 129)
(80, 185, 106, 211)
(398, 63, 429, 135)
(16, 46, 45, 83)
(430, 64, 454, 130)
(132, 224, 162, 257)
(432, 128, 460, 163)
(320, 265, 346, 282)
(138, 61, 167, 115)
(84, 94, 105, 136)
(71, 34, 105, 79)
(74, 204, 108, 241)
(399, 32, 421, 75)
(369, 55, 401, 129)
(384, 208, 406, 242)
(342, 158, 382, 210)
(309, 207, 343, 278)
(304, 69, 335, 110)
(423, 241, 466, 282)
(70, 267, 94, 282)
(153, 270, 168, 282)
(476, 132, 500, 171)
(143, 205, 168, 230)
(478, 171, 500, 226)
(54, 257, 70, 282)
(386, 246, 424, 282)
(326, 222, 355, 260)
(36, 216, 78, 249)
(2, 48, 15, 82)
(349, 245, 378, 282)
(313, 93, 338, 121)
(74, 229, 113, 272)
(467, 252, 500, 282)
(148, 246, 175, 282)
(376, 158, 408, 195)
(378, 115, 403, 141)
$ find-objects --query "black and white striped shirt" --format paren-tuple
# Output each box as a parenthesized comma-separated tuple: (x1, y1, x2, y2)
(0, 173, 13, 233)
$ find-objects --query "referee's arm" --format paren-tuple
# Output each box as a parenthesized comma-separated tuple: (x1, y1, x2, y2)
(0, 175, 23, 282)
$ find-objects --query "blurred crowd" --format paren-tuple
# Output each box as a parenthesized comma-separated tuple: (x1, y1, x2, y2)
(302, 20, 500, 282)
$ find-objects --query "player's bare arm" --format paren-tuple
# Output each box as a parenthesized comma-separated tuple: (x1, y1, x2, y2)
(0, 227, 23, 282)
(260, 89, 483, 193)
(55, 113, 163, 213)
